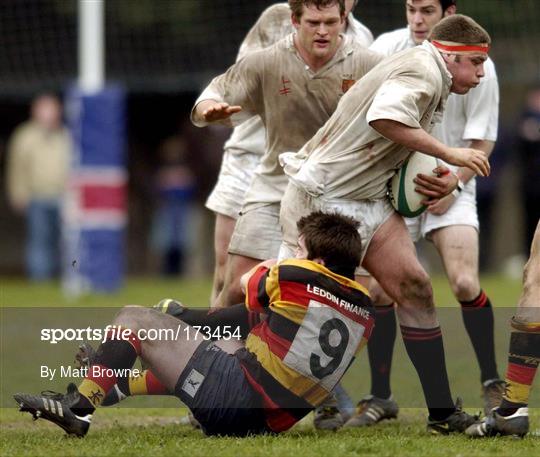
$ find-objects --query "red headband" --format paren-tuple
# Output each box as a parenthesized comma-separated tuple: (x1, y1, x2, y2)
(432, 40, 490, 54)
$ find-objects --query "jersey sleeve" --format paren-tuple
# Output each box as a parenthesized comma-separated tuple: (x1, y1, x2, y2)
(191, 53, 264, 127)
(366, 69, 436, 129)
(245, 265, 273, 313)
(461, 61, 499, 142)
(369, 34, 396, 56)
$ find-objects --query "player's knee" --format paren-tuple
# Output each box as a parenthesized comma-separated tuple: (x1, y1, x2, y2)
(115, 305, 152, 329)
(522, 256, 540, 293)
(450, 274, 479, 301)
(511, 311, 540, 333)
(369, 281, 392, 306)
(399, 269, 433, 309)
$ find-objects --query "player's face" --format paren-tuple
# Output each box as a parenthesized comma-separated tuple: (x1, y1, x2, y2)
(293, 4, 344, 63)
(445, 53, 487, 94)
(406, 0, 445, 44)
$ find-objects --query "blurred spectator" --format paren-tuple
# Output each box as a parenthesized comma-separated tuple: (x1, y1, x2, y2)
(517, 86, 540, 252)
(5, 93, 71, 280)
(150, 134, 195, 276)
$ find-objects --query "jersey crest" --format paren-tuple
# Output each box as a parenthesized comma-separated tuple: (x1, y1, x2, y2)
(341, 78, 356, 93)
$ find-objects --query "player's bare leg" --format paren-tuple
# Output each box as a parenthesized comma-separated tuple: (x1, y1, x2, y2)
(214, 253, 261, 308)
(431, 225, 480, 301)
(431, 224, 502, 412)
(361, 213, 474, 432)
(363, 214, 435, 327)
(210, 213, 237, 306)
(467, 220, 540, 438)
(14, 306, 208, 436)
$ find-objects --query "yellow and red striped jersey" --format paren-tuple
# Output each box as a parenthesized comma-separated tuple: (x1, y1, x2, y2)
(237, 258, 374, 432)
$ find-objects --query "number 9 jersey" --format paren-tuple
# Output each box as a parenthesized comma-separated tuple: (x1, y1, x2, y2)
(236, 258, 374, 432)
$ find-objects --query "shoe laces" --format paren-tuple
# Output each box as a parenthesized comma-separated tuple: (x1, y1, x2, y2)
(40, 383, 78, 403)
(355, 396, 374, 415)
(318, 406, 339, 417)
(40, 390, 65, 401)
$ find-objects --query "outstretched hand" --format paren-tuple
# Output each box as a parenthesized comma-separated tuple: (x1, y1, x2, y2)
(202, 102, 242, 122)
(445, 147, 490, 177)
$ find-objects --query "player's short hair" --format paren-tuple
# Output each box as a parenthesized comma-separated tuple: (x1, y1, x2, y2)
(439, 0, 456, 11)
(289, 0, 346, 21)
(429, 14, 491, 45)
(297, 211, 361, 278)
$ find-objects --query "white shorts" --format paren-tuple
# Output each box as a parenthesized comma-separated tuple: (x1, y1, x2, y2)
(279, 182, 394, 275)
(228, 203, 282, 260)
(405, 180, 478, 242)
(205, 148, 261, 219)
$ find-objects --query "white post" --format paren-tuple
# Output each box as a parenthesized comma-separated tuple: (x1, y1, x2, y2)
(78, 0, 104, 92)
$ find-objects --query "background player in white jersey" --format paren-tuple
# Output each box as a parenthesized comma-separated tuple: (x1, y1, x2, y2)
(279, 14, 491, 434)
(206, 1, 374, 305)
(191, 0, 382, 310)
(346, 0, 503, 428)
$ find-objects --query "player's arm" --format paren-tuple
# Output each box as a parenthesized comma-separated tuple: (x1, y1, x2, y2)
(192, 100, 242, 127)
(370, 119, 490, 178)
(191, 54, 262, 128)
(367, 69, 491, 186)
(456, 139, 495, 184)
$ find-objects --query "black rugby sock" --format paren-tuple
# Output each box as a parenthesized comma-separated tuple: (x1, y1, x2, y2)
(460, 290, 499, 382)
(368, 304, 396, 399)
(400, 325, 455, 420)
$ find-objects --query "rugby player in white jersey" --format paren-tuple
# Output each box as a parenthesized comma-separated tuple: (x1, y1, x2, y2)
(344, 0, 502, 427)
(191, 0, 382, 309)
(206, 1, 374, 305)
(279, 14, 491, 434)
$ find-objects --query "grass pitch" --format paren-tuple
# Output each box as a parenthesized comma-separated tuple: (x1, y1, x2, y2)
(1, 275, 538, 456)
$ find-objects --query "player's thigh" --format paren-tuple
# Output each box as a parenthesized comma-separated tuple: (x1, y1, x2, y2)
(174, 342, 267, 436)
(215, 253, 261, 308)
(223, 253, 261, 286)
(431, 225, 480, 287)
(279, 182, 314, 259)
(214, 213, 237, 264)
(424, 189, 479, 274)
(363, 213, 432, 307)
(114, 306, 207, 391)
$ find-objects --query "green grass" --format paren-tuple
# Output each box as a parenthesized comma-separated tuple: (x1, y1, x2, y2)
(1, 275, 538, 456)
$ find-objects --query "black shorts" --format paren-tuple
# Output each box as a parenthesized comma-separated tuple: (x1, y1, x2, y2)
(174, 341, 271, 437)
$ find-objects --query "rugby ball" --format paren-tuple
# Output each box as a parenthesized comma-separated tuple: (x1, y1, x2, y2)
(388, 152, 438, 217)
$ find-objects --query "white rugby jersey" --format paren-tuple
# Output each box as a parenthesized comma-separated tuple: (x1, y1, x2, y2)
(370, 27, 499, 175)
(281, 42, 452, 200)
(223, 3, 375, 161)
(193, 33, 382, 205)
